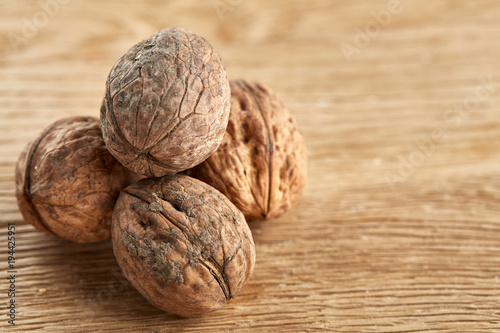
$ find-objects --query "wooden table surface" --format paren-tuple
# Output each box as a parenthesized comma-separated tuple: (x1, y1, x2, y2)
(2, 0, 500, 332)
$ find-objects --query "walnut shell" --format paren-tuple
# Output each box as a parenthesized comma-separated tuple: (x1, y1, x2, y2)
(112, 174, 255, 317)
(188, 79, 307, 221)
(100, 27, 231, 177)
(15, 117, 136, 243)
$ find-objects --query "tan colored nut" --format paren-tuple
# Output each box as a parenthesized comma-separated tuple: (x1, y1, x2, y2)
(15, 116, 137, 243)
(188, 79, 307, 221)
(112, 174, 255, 317)
(100, 27, 230, 177)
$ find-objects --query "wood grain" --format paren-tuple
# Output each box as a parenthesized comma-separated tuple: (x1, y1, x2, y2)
(1, 0, 500, 331)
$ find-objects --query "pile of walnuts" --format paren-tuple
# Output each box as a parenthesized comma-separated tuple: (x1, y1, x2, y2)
(15, 27, 307, 317)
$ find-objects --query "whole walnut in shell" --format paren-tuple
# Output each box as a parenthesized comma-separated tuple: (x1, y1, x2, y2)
(188, 79, 307, 221)
(112, 174, 255, 317)
(15, 117, 136, 243)
(100, 27, 231, 177)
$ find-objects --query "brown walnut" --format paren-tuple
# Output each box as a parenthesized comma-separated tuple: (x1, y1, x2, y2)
(112, 174, 255, 317)
(15, 117, 137, 243)
(100, 27, 231, 177)
(188, 79, 307, 221)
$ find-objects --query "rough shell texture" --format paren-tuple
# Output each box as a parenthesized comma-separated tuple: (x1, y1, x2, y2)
(188, 79, 307, 221)
(112, 174, 255, 317)
(15, 116, 137, 243)
(100, 27, 231, 177)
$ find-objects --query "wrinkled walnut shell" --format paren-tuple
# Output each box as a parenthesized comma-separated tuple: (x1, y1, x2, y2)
(188, 79, 307, 221)
(15, 117, 136, 243)
(112, 174, 255, 317)
(100, 27, 231, 177)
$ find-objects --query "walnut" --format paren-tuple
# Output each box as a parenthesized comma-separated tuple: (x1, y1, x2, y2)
(100, 27, 231, 178)
(15, 117, 137, 243)
(188, 79, 307, 221)
(112, 174, 255, 317)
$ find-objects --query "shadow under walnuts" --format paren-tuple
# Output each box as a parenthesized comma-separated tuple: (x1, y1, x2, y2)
(35, 235, 178, 320)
